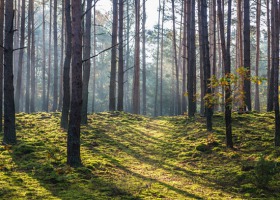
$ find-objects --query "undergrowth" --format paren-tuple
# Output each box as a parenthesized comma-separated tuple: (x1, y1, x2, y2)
(0, 111, 279, 199)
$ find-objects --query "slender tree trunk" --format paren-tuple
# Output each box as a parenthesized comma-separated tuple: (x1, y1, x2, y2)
(237, 0, 244, 111)
(272, 0, 280, 146)
(187, 0, 196, 117)
(132, 0, 140, 114)
(42, 0, 46, 111)
(142, 0, 146, 115)
(267, 0, 272, 111)
(198, 0, 205, 116)
(217, 0, 233, 148)
(171, 0, 180, 115)
(47, 0, 53, 112)
(154, 0, 161, 116)
(109, 0, 118, 111)
(25, 0, 32, 113)
(0, 0, 4, 131)
(30, 0, 35, 112)
(15, 0, 25, 112)
(61, 0, 72, 129)
(159, 0, 165, 116)
(52, 0, 58, 111)
(81, 0, 92, 124)
(254, 0, 261, 111)
(59, 0, 65, 111)
(92, 4, 96, 113)
(201, 0, 213, 131)
(3, 0, 16, 144)
(244, 0, 251, 111)
(124, 0, 130, 112)
(117, 0, 124, 111)
(67, 0, 83, 167)
(181, 0, 187, 114)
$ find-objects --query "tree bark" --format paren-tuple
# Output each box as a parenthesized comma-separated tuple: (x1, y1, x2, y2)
(132, 0, 140, 114)
(154, 0, 161, 116)
(117, 0, 124, 111)
(15, 0, 25, 112)
(30, 0, 35, 112)
(61, 0, 72, 129)
(59, 0, 65, 111)
(42, 0, 46, 111)
(267, 0, 273, 111)
(81, 0, 92, 124)
(92, 4, 96, 113)
(217, 0, 233, 148)
(272, 0, 280, 146)
(159, 0, 165, 116)
(52, 0, 58, 111)
(181, 0, 187, 114)
(67, 0, 83, 167)
(46, 0, 53, 112)
(201, 0, 213, 131)
(109, 0, 118, 111)
(187, 0, 196, 117)
(0, 0, 4, 132)
(254, 0, 261, 111)
(3, 0, 16, 144)
(243, 0, 251, 111)
(141, 0, 146, 115)
(171, 0, 180, 115)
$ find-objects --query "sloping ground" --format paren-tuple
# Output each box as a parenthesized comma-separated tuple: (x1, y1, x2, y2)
(0, 112, 280, 199)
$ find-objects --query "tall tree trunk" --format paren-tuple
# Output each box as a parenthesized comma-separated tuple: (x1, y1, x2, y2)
(30, 0, 35, 112)
(244, 0, 251, 111)
(198, 0, 205, 116)
(0, 0, 4, 132)
(52, 0, 58, 111)
(267, 0, 273, 111)
(142, 0, 146, 115)
(159, 0, 165, 116)
(181, 0, 187, 114)
(15, 0, 25, 112)
(217, 0, 233, 148)
(254, 0, 261, 111)
(46, 0, 53, 112)
(237, 0, 244, 110)
(124, 0, 130, 112)
(109, 0, 118, 111)
(42, 0, 46, 111)
(117, 0, 124, 111)
(59, 0, 65, 111)
(92, 4, 96, 113)
(272, 0, 280, 146)
(67, 0, 83, 167)
(154, 0, 161, 116)
(25, 0, 32, 113)
(61, 0, 72, 129)
(187, 0, 196, 117)
(81, 0, 92, 124)
(171, 0, 180, 115)
(132, 0, 140, 114)
(201, 0, 213, 131)
(3, 0, 16, 144)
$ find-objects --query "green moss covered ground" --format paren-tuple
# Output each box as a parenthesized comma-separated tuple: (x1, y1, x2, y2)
(0, 112, 280, 199)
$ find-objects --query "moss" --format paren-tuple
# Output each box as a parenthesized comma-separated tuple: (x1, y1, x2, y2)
(0, 112, 279, 199)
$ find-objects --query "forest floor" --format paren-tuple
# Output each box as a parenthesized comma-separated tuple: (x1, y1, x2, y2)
(0, 112, 280, 199)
